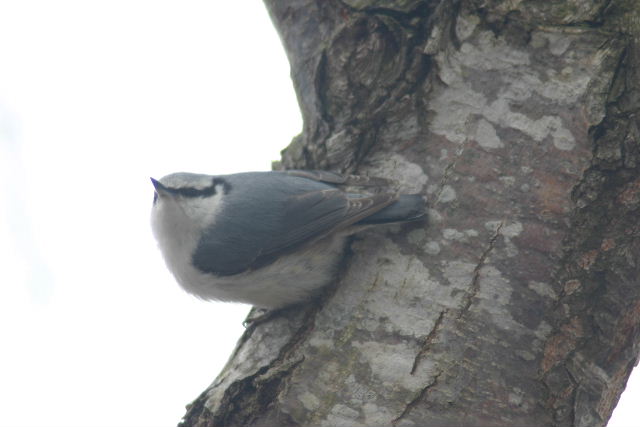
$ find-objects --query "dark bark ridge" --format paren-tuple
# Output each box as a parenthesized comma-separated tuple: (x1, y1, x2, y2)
(180, 1, 640, 426)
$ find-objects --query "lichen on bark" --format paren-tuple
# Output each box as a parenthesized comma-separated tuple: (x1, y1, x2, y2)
(179, 1, 640, 426)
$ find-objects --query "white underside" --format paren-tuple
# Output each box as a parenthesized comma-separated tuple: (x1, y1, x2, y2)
(164, 233, 346, 308)
(151, 187, 348, 308)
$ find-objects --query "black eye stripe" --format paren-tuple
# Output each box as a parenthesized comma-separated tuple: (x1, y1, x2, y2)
(165, 186, 216, 198)
(164, 177, 231, 198)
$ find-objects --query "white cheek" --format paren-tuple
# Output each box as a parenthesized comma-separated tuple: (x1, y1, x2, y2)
(151, 200, 192, 247)
(150, 201, 164, 241)
(181, 188, 225, 230)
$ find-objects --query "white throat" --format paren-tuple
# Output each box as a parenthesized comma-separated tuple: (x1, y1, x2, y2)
(150, 190, 225, 288)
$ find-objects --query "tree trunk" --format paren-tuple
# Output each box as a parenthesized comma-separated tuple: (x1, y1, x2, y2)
(180, 1, 640, 426)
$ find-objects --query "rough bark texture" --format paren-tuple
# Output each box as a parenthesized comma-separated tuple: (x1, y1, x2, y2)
(180, 1, 640, 426)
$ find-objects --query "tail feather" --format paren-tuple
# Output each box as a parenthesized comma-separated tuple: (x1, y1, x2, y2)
(357, 194, 426, 225)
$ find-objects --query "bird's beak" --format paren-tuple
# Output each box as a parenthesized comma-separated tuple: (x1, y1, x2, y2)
(150, 177, 168, 198)
(150, 177, 162, 190)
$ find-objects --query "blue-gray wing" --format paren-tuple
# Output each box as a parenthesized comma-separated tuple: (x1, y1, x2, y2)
(191, 171, 397, 276)
(284, 169, 393, 187)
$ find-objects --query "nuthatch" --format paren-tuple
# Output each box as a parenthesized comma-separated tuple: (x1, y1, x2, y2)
(150, 170, 425, 308)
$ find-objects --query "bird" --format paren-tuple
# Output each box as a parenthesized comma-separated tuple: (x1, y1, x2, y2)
(150, 169, 426, 308)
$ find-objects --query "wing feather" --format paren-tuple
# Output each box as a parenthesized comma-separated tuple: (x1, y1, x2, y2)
(285, 169, 395, 187)
(192, 172, 398, 276)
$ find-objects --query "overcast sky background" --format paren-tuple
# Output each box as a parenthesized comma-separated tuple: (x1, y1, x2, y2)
(0, 1, 637, 426)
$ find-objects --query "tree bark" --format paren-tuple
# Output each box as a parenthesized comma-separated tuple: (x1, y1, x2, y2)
(180, 1, 640, 426)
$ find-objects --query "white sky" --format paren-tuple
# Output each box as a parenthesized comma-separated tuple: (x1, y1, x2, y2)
(0, 1, 636, 426)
